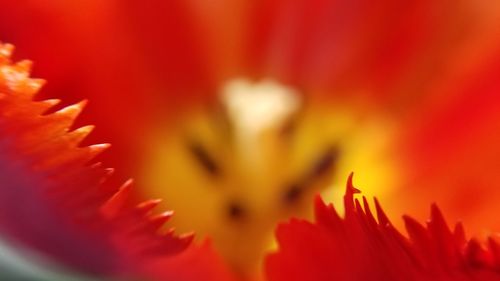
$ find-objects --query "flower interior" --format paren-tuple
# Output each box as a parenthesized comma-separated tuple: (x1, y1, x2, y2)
(139, 77, 398, 276)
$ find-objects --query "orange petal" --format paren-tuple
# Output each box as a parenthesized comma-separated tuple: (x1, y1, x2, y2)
(266, 175, 500, 281)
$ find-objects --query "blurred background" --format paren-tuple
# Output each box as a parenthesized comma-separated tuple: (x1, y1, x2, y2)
(1, 0, 500, 279)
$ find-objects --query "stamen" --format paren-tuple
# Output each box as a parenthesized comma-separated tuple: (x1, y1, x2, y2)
(186, 141, 220, 177)
(221, 78, 301, 136)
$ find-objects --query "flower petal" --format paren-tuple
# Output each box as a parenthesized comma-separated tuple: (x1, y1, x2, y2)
(0, 42, 211, 279)
(266, 173, 500, 281)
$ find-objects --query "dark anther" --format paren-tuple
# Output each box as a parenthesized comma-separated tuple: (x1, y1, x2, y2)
(280, 117, 297, 139)
(283, 183, 303, 204)
(187, 141, 220, 177)
(309, 146, 339, 179)
(227, 201, 246, 221)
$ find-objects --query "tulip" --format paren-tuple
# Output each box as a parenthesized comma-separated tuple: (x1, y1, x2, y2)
(1, 1, 500, 280)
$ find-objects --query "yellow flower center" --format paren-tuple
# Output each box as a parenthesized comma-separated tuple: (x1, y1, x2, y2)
(138, 78, 399, 278)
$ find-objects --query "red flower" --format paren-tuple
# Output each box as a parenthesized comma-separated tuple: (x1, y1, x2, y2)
(0, 42, 236, 280)
(266, 174, 500, 281)
(1, 1, 500, 280)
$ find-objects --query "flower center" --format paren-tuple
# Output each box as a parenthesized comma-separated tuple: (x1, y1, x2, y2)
(138, 78, 398, 277)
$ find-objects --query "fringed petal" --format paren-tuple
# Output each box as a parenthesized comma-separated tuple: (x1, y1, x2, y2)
(0, 42, 226, 280)
(266, 173, 500, 281)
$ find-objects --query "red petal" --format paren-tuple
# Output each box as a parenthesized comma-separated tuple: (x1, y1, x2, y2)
(0, 43, 231, 279)
(266, 174, 500, 281)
